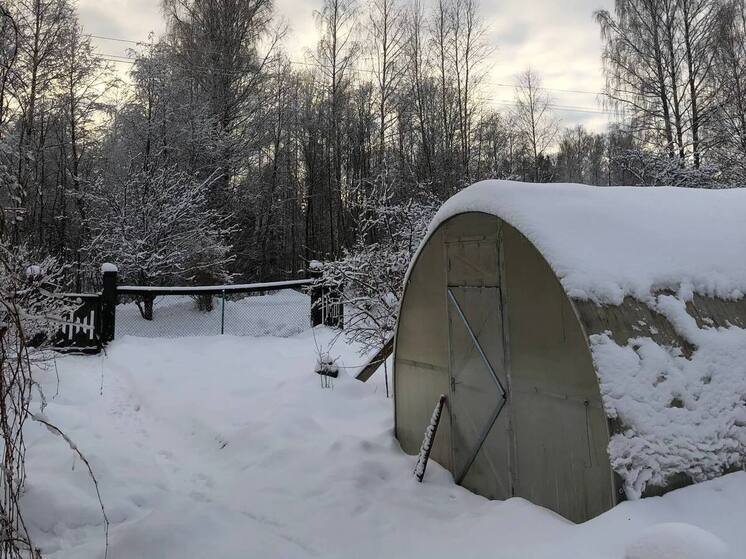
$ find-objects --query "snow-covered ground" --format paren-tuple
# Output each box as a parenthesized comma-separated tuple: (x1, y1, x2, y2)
(23, 330, 746, 558)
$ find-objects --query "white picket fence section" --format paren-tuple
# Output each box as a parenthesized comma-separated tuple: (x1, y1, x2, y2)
(62, 309, 96, 341)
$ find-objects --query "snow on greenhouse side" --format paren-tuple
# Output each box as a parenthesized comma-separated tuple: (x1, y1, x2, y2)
(591, 295, 746, 499)
(424, 180, 746, 304)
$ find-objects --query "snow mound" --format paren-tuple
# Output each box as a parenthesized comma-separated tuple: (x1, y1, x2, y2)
(625, 523, 728, 559)
(423, 180, 746, 304)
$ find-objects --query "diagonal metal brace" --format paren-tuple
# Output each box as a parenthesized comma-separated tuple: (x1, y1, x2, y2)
(455, 397, 505, 483)
(447, 288, 506, 397)
(447, 287, 507, 483)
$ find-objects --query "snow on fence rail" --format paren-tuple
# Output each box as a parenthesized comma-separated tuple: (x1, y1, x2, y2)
(116, 279, 313, 295)
(116, 280, 317, 338)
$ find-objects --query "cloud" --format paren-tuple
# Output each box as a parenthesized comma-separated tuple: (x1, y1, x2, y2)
(77, 0, 617, 130)
(479, 0, 615, 129)
(78, 0, 164, 40)
(275, 0, 319, 52)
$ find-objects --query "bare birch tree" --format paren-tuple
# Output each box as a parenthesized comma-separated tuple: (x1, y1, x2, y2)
(513, 69, 559, 182)
(596, 0, 720, 167)
(367, 0, 408, 162)
(314, 0, 360, 256)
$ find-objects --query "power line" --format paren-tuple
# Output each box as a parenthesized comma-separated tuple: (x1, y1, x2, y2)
(100, 53, 134, 60)
(100, 58, 133, 65)
(482, 81, 601, 96)
(89, 32, 614, 116)
(89, 34, 149, 45)
(484, 98, 614, 115)
(88, 32, 606, 99)
(98, 57, 613, 115)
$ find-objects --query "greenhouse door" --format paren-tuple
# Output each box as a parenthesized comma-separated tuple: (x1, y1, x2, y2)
(446, 237, 512, 500)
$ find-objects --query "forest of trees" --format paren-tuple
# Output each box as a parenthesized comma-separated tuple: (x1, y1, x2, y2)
(2, 0, 746, 291)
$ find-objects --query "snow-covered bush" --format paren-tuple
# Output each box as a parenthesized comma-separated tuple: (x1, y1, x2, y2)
(0, 242, 80, 557)
(317, 176, 438, 395)
(83, 167, 235, 319)
(612, 149, 726, 188)
(1, 244, 77, 346)
(319, 180, 437, 347)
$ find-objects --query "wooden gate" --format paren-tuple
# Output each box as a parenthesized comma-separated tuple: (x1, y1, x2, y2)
(51, 293, 102, 352)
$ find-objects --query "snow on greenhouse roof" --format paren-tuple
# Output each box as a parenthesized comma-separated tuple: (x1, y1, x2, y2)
(427, 180, 746, 304)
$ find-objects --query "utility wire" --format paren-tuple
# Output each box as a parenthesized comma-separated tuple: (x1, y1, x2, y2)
(89, 34, 150, 44)
(91, 33, 615, 116)
(89, 32, 606, 98)
(98, 55, 615, 115)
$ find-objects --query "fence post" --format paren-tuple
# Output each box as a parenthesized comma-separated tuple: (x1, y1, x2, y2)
(309, 261, 323, 327)
(220, 289, 225, 335)
(308, 260, 344, 329)
(100, 263, 118, 344)
(327, 282, 344, 329)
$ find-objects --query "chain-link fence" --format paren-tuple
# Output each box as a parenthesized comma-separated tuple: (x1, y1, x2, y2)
(115, 282, 314, 339)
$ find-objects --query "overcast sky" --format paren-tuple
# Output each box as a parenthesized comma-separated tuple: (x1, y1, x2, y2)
(78, 0, 616, 131)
